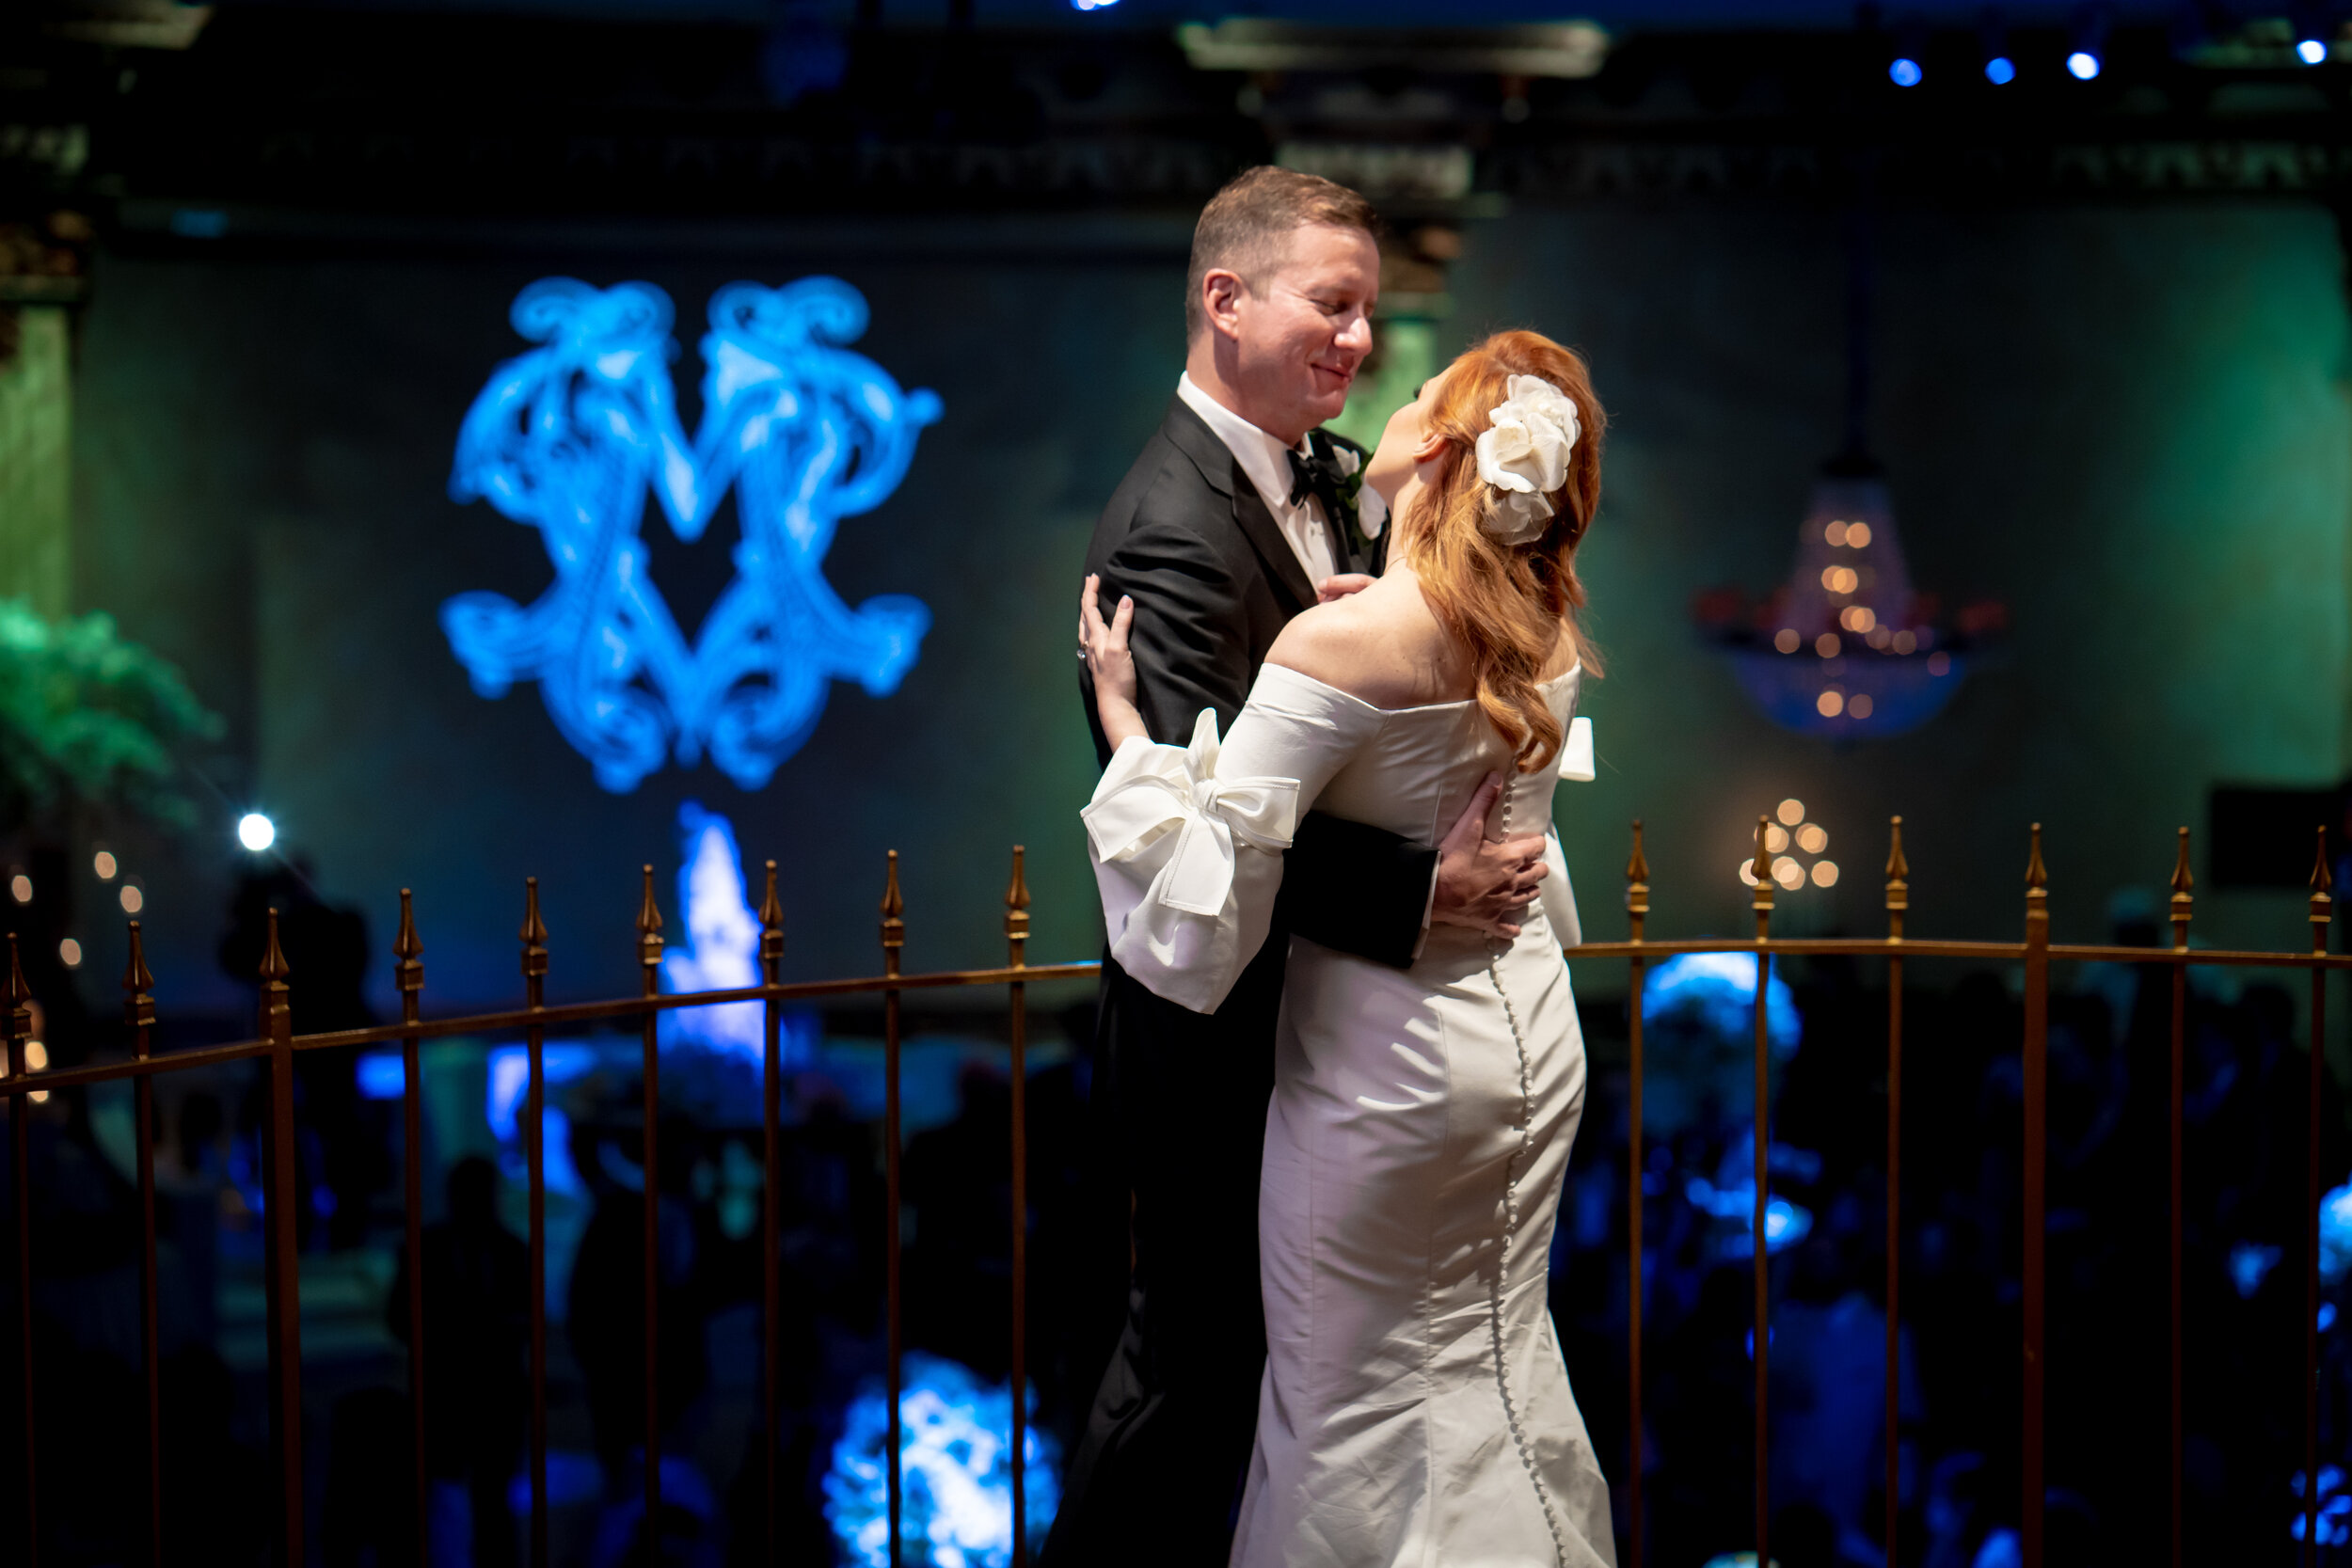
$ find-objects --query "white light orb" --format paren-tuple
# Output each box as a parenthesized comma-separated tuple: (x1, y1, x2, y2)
(2067, 51, 2100, 80)
(238, 813, 277, 852)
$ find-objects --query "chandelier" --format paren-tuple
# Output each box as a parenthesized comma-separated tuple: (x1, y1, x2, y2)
(1696, 211, 2001, 738)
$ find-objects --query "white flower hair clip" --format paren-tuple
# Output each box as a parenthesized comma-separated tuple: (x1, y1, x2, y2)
(1473, 374, 1581, 546)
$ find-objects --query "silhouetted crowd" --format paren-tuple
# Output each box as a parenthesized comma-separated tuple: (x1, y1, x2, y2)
(2, 876, 2346, 1565)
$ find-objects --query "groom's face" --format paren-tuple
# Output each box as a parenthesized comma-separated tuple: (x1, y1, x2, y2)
(1229, 223, 1379, 443)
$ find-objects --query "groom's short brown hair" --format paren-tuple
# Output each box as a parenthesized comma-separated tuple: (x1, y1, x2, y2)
(1185, 166, 1380, 342)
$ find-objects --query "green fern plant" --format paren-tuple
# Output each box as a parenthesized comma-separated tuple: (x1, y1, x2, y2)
(0, 598, 224, 836)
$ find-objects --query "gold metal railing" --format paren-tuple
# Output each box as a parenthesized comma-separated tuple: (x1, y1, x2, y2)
(1569, 818, 2344, 1568)
(2, 821, 2346, 1568)
(3, 846, 1087, 1568)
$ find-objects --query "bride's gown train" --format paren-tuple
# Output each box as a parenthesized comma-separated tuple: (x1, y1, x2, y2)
(1084, 662, 1615, 1568)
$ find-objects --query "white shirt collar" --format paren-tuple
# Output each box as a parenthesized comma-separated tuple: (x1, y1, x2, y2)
(1175, 373, 1387, 546)
(1176, 372, 1306, 523)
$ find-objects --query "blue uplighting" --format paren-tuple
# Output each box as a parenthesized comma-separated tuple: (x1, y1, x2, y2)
(1984, 55, 2016, 85)
(356, 1051, 406, 1101)
(659, 801, 823, 1071)
(1697, 1183, 1814, 1259)
(443, 277, 940, 793)
(2319, 1179, 2352, 1284)
(2293, 1466, 2352, 1545)
(2230, 1242, 2283, 1299)
(2066, 50, 2101, 80)
(660, 802, 766, 1060)
(1071, 0, 1119, 9)
(1643, 952, 1802, 1059)
(2300, 37, 2330, 65)
(1888, 57, 1923, 87)
(826, 1352, 1061, 1567)
(485, 1041, 596, 1197)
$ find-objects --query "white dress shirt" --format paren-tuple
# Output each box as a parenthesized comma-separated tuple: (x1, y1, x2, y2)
(1177, 373, 1359, 589)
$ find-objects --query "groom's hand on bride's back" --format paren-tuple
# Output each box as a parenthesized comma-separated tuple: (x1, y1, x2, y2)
(1431, 772, 1548, 939)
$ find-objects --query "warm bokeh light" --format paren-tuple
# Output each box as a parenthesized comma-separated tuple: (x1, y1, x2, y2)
(1797, 824, 1827, 854)
(1819, 565, 1859, 594)
(1738, 859, 1760, 887)
(57, 940, 81, 969)
(1845, 522, 1872, 548)
(1927, 652, 1952, 676)
(1849, 693, 1875, 720)
(25, 1040, 48, 1071)
(92, 850, 117, 880)
(119, 885, 144, 915)
(1824, 520, 1848, 546)
(1867, 625, 1893, 649)
(1773, 627, 1801, 654)
(1840, 606, 1876, 633)
(1765, 824, 1790, 853)
(1811, 860, 1841, 888)
(1892, 629, 1916, 654)
(1815, 632, 1841, 658)
(1817, 689, 1845, 717)
(1772, 857, 1805, 890)
(1777, 799, 1805, 827)
(8, 874, 28, 904)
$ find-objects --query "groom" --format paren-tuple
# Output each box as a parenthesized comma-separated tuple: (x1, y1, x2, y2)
(1051, 166, 1551, 1567)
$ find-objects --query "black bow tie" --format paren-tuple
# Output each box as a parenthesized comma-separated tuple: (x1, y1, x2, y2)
(1286, 440, 1349, 519)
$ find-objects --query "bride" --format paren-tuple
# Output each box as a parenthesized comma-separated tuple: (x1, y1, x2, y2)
(1078, 328, 1616, 1568)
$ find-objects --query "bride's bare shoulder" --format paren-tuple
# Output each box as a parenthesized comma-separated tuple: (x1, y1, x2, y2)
(1266, 575, 1460, 709)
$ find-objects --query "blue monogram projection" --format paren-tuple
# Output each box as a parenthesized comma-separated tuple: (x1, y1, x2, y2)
(441, 277, 941, 792)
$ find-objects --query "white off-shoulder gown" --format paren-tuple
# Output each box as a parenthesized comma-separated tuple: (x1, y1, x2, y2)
(1083, 662, 1615, 1568)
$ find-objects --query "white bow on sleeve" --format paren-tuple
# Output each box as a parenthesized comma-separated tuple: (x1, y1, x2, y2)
(1082, 709, 1301, 1013)
(1082, 709, 1300, 914)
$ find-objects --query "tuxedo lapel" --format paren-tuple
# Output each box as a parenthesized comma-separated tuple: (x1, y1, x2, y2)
(1159, 398, 1317, 614)
(1231, 485, 1318, 612)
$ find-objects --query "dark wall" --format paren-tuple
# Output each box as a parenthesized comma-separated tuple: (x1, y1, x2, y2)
(62, 199, 2352, 1021)
(1447, 199, 2351, 955)
(72, 219, 1194, 1013)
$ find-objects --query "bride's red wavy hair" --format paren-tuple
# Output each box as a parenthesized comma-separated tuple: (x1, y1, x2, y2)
(1403, 328, 1605, 773)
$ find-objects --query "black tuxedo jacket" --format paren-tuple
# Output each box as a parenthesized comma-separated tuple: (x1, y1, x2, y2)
(1079, 394, 1437, 968)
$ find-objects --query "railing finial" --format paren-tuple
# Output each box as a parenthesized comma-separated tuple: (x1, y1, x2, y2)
(2314, 826, 2335, 957)
(881, 850, 905, 977)
(1885, 817, 1909, 942)
(2169, 827, 2194, 952)
(1751, 816, 1774, 936)
(1005, 847, 1031, 966)
(760, 861, 784, 981)
(259, 908, 292, 1043)
(124, 920, 156, 1032)
(6, 932, 28, 1040)
(394, 889, 423, 998)
(520, 877, 548, 949)
(637, 865, 664, 993)
(1625, 820, 1650, 942)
